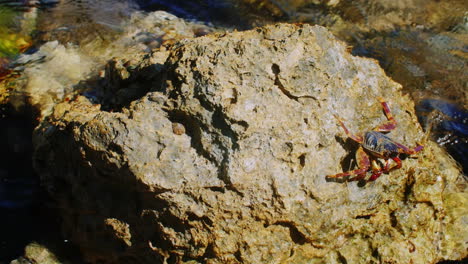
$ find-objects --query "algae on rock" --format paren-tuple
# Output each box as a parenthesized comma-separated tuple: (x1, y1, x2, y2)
(33, 23, 467, 263)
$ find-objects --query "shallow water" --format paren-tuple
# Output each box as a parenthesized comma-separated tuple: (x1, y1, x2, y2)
(0, 0, 466, 262)
(417, 99, 468, 173)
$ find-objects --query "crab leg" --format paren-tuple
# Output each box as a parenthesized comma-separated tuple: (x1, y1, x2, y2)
(369, 171, 382, 181)
(382, 156, 402, 173)
(349, 147, 373, 181)
(373, 97, 397, 132)
(394, 142, 424, 155)
(383, 159, 392, 172)
(333, 114, 363, 143)
(328, 147, 369, 181)
(368, 160, 384, 181)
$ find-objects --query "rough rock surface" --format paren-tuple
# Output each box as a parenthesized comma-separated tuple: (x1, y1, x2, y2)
(10, 242, 62, 264)
(33, 23, 467, 263)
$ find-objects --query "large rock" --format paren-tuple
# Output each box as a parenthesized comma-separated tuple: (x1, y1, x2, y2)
(33, 23, 467, 263)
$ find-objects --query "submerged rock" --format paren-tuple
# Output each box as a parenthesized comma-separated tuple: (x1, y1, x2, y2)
(33, 23, 467, 263)
(351, 29, 468, 109)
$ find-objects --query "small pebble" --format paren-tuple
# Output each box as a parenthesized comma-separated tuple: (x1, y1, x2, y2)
(172, 122, 185, 135)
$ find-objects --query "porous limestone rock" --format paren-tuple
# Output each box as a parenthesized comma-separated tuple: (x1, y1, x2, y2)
(33, 23, 467, 263)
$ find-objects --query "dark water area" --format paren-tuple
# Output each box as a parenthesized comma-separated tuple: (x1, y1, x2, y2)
(0, 0, 466, 263)
(134, 0, 253, 29)
(0, 106, 36, 260)
(417, 99, 468, 173)
(0, 104, 82, 262)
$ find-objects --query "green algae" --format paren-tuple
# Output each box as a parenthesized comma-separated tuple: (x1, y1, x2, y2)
(0, 5, 30, 59)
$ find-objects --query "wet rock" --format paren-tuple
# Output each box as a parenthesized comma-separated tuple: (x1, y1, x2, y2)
(34, 0, 137, 46)
(351, 30, 468, 108)
(22, 242, 61, 264)
(33, 23, 467, 263)
(10, 41, 97, 117)
(10, 243, 60, 264)
(242, 0, 467, 33)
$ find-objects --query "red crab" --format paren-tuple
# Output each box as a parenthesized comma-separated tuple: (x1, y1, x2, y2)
(327, 98, 423, 182)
